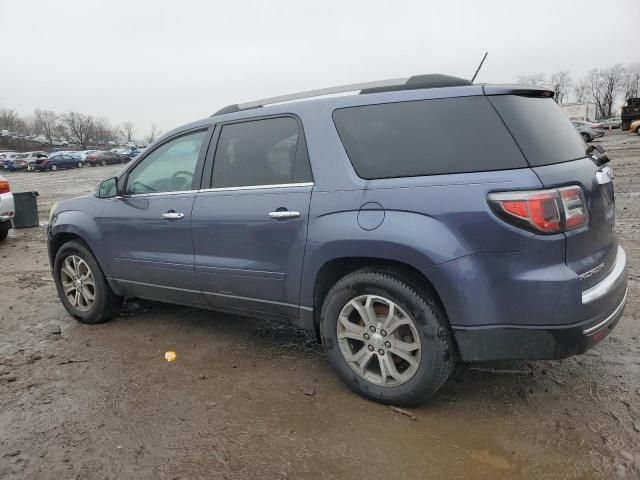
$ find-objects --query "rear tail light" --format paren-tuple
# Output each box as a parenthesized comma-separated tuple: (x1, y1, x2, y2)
(0, 179, 10, 194)
(488, 186, 588, 234)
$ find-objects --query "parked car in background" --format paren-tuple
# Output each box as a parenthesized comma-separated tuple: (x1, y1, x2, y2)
(1, 153, 19, 169)
(85, 150, 123, 166)
(629, 119, 640, 134)
(78, 150, 97, 160)
(573, 121, 605, 142)
(595, 117, 622, 129)
(4, 153, 30, 170)
(0, 175, 14, 241)
(32, 153, 84, 171)
(22, 151, 48, 167)
(0, 152, 17, 168)
(48, 74, 627, 405)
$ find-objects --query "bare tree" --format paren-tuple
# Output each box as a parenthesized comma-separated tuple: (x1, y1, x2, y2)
(32, 109, 59, 146)
(145, 123, 161, 144)
(93, 117, 114, 145)
(549, 71, 571, 104)
(623, 63, 640, 101)
(517, 73, 547, 87)
(61, 112, 99, 149)
(121, 121, 135, 143)
(0, 108, 21, 132)
(573, 78, 589, 103)
(599, 64, 625, 118)
(110, 125, 122, 143)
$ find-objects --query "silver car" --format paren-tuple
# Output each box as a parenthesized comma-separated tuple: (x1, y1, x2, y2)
(572, 121, 605, 142)
(595, 117, 622, 129)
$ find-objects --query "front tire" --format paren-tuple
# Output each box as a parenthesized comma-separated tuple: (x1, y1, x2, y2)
(51, 164, 58, 171)
(581, 132, 590, 142)
(320, 269, 455, 406)
(77, 161, 83, 168)
(53, 240, 121, 324)
(101, 159, 107, 166)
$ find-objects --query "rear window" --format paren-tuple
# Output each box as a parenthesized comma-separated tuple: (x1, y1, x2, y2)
(332, 96, 527, 179)
(488, 95, 587, 167)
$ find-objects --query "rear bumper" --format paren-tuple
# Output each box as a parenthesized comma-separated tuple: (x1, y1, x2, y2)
(454, 286, 627, 361)
(451, 246, 628, 361)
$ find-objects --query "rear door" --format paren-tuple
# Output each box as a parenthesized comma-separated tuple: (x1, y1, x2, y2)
(488, 94, 618, 289)
(99, 128, 211, 306)
(192, 116, 313, 319)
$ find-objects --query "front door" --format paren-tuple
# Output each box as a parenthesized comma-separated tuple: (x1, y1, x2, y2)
(100, 128, 210, 307)
(192, 116, 313, 319)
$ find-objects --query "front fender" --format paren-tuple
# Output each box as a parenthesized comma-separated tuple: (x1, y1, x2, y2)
(49, 208, 110, 275)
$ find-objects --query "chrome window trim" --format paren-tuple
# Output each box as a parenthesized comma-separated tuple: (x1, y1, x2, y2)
(583, 287, 628, 334)
(582, 246, 626, 304)
(116, 189, 199, 199)
(198, 182, 313, 193)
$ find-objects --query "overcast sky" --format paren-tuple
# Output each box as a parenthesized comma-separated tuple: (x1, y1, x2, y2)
(1, 0, 638, 137)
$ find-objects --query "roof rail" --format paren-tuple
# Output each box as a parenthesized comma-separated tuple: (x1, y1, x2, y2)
(212, 74, 472, 116)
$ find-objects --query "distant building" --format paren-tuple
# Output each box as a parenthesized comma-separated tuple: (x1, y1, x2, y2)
(560, 102, 596, 122)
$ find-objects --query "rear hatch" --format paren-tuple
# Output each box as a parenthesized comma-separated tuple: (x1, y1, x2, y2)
(486, 91, 617, 289)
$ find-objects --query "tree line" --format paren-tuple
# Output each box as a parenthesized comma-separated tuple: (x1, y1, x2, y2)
(0, 108, 161, 150)
(518, 62, 640, 119)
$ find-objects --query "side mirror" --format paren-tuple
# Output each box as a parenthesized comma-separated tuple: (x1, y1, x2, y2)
(97, 177, 119, 198)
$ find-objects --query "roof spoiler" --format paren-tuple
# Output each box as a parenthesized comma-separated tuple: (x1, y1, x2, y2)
(482, 84, 555, 98)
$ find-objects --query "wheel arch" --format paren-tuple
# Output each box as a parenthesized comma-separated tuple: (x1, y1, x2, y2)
(310, 256, 450, 339)
(48, 211, 109, 276)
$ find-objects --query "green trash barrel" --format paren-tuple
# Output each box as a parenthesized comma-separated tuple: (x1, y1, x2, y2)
(13, 191, 40, 228)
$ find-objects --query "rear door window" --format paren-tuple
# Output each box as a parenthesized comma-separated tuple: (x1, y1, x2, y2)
(332, 96, 527, 179)
(488, 95, 587, 167)
(211, 117, 311, 188)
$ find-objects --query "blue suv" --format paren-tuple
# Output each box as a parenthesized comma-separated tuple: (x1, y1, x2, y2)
(47, 74, 628, 405)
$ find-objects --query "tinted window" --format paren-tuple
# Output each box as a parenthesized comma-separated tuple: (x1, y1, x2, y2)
(125, 130, 206, 194)
(488, 96, 587, 167)
(212, 117, 308, 188)
(333, 96, 527, 179)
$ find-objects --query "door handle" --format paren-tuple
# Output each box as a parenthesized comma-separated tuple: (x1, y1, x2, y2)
(269, 210, 300, 220)
(162, 211, 185, 220)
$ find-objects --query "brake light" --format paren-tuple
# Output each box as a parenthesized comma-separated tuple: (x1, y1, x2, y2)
(488, 186, 588, 233)
(0, 179, 10, 194)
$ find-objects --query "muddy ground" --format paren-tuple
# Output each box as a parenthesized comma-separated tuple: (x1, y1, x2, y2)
(1, 132, 639, 479)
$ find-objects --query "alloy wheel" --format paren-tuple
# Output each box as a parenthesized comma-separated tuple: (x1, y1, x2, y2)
(337, 295, 421, 387)
(60, 255, 96, 312)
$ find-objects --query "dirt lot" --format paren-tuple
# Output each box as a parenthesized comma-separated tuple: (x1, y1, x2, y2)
(1, 133, 639, 479)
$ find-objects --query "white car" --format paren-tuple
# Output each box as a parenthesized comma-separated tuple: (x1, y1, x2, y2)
(78, 150, 97, 160)
(0, 175, 14, 241)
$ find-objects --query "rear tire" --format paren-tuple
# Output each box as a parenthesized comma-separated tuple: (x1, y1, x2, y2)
(320, 269, 455, 406)
(51, 164, 58, 171)
(101, 159, 107, 166)
(53, 240, 121, 324)
(636, 127, 640, 135)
